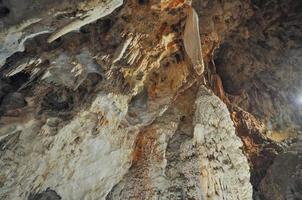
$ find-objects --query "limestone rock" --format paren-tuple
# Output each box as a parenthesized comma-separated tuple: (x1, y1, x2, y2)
(0, 0, 301, 199)
(0, 93, 137, 200)
(47, 0, 124, 43)
(193, 87, 253, 199)
(105, 86, 252, 200)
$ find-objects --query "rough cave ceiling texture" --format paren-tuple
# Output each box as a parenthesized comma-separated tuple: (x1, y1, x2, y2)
(0, 0, 301, 200)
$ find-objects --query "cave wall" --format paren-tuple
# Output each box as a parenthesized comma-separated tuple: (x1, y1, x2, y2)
(0, 0, 301, 199)
(215, 0, 302, 140)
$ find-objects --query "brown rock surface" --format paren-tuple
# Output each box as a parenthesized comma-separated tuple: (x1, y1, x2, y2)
(0, 0, 301, 199)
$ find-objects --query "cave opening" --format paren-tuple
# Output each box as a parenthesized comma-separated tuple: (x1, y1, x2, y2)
(0, 6, 9, 18)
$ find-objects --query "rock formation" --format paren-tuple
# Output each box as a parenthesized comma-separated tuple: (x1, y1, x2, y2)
(0, 0, 301, 199)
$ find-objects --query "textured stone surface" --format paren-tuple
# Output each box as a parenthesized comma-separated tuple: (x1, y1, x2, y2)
(260, 138, 302, 200)
(194, 87, 252, 199)
(0, 0, 123, 66)
(0, 93, 137, 199)
(28, 188, 62, 200)
(106, 86, 252, 200)
(214, 0, 302, 138)
(0, 0, 301, 199)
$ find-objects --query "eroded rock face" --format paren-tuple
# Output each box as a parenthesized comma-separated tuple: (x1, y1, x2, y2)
(1, 92, 137, 199)
(0, 0, 301, 199)
(260, 138, 302, 200)
(215, 0, 302, 139)
(106, 87, 252, 200)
